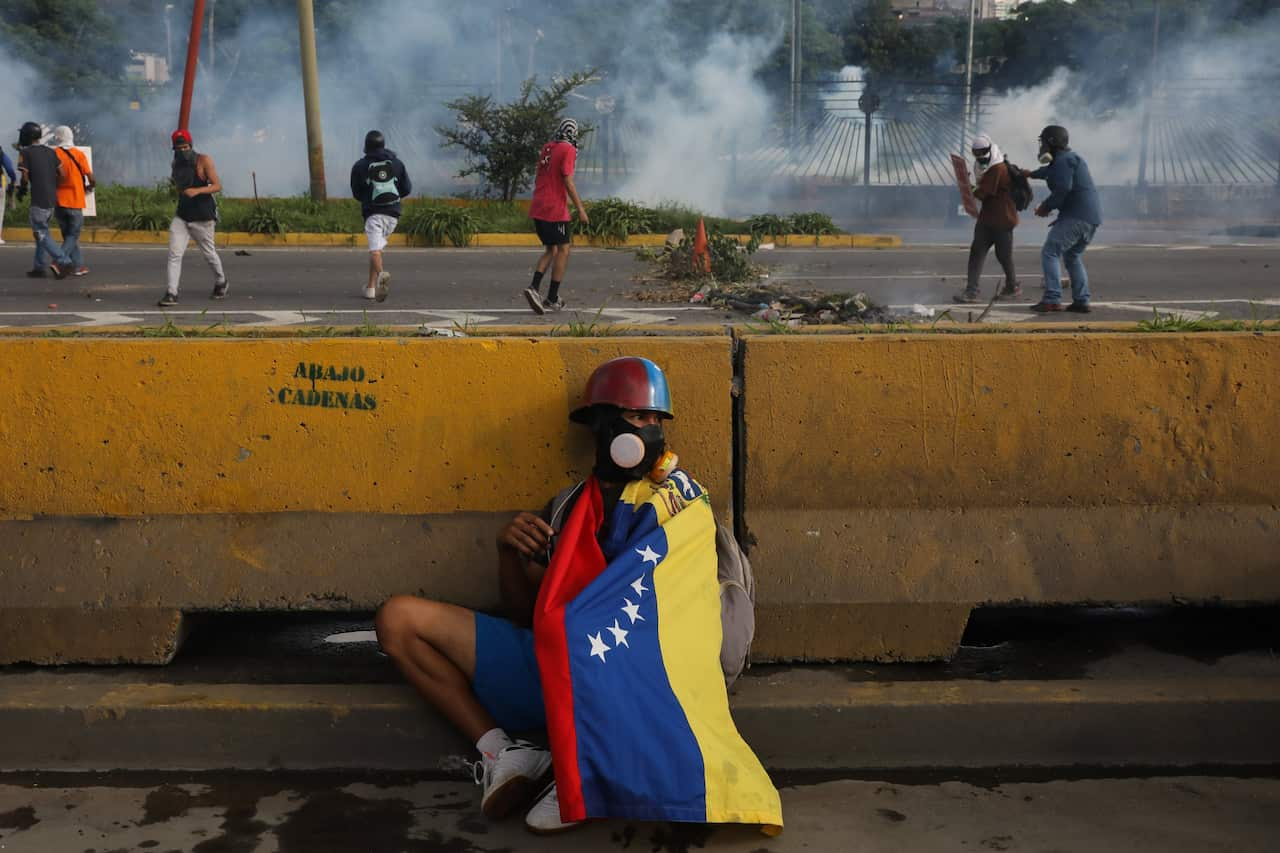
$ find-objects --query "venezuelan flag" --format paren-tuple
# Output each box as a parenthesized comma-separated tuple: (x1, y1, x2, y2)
(534, 473, 783, 829)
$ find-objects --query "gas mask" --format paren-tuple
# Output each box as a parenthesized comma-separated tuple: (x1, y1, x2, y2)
(1037, 144, 1054, 165)
(594, 412, 675, 483)
(973, 148, 992, 166)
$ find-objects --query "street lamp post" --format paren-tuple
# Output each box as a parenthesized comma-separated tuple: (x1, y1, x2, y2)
(296, 0, 327, 200)
(961, 0, 976, 154)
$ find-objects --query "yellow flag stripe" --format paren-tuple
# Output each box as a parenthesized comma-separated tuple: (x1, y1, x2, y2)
(652, 496, 783, 826)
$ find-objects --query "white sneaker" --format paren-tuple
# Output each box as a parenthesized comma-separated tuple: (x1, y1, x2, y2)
(525, 781, 582, 835)
(375, 271, 391, 303)
(474, 740, 552, 820)
(523, 287, 546, 315)
(363, 286, 377, 300)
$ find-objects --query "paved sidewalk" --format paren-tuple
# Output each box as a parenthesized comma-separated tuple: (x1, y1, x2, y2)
(1, 773, 1276, 852)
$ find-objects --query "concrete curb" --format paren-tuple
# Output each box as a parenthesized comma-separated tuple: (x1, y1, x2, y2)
(0, 227, 902, 249)
(3, 669, 1277, 772)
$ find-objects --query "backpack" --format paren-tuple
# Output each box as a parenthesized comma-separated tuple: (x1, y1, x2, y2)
(1007, 159, 1034, 212)
(366, 159, 400, 205)
(548, 478, 756, 689)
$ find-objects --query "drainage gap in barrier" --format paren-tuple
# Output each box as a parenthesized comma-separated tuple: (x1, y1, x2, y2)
(729, 328, 749, 551)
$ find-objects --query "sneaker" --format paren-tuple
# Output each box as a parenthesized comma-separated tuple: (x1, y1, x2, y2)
(474, 740, 552, 820)
(73, 266, 90, 277)
(211, 279, 228, 299)
(543, 299, 565, 313)
(25, 268, 46, 278)
(375, 271, 391, 303)
(1066, 301, 1092, 313)
(998, 282, 1023, 299)
(525, 782, 582, 835)
(1030, 301, 1064, 313)
(157, 292, 179, 307)
(50, 262, 69, 280)
(523, 287, 546, 315)
(362, 286, 377, 300)
(952, 291, 981, 304)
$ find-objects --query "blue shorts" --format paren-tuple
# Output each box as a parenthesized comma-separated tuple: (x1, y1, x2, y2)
(473, 612, 546, 732)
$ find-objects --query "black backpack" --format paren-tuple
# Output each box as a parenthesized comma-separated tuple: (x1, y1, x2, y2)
(1007, 159, 1034, 212)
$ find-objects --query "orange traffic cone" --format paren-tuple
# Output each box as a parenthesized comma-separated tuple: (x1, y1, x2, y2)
(692, 218, 711, 274)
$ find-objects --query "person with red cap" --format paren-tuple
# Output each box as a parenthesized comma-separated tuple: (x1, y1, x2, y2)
(158, 129, 227, 307)
(375, 357, 696, 834)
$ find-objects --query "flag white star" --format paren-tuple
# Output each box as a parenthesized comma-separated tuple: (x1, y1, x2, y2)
(606, 619, 629, 648)
(636, 545, 662, 567)
(588, 632, 610, 663)
(631, 575, 649, 597)
(621, 597, 644, 624)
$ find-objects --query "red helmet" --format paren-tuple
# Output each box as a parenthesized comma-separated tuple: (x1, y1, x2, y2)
(570, 357, 674, 423)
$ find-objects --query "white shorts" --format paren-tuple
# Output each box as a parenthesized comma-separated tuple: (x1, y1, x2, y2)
(365, 213, 398, 252)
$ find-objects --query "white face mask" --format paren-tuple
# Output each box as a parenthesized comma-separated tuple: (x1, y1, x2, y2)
(1038, 151, 1054, 165)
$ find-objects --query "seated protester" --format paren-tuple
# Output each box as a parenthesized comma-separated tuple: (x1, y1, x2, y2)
(376, 357, 782, 836)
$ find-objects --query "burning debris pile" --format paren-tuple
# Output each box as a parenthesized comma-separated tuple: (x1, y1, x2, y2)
(633, 226, 920, 326)
(688, 283, 899, 326)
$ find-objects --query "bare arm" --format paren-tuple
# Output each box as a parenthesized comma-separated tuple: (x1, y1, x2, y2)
(496, 511, 555, 627)
(565, 173, 588, 224)
(185, 154, 222, 197)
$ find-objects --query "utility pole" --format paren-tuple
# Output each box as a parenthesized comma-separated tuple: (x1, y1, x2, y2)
(177, 0, 207, 131)
(961, 0, 976, 153)
(790, 0, 802, 153)
(1137, 1, 1161, 189)
(296, 0, 327, 200)
(209, 0, 216, 78)
(164, 4, 174, 73)
(859, 90, 880, 221)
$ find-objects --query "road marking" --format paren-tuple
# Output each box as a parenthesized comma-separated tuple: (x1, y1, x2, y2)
(323, 631, 378, 645)
(0, 306, 710, 328)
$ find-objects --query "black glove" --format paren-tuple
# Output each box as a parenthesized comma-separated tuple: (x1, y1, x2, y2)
(15, 183, 28, 201)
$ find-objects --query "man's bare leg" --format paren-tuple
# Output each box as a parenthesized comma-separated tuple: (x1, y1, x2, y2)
(375, 596, 496, 742)
(551, 244, 570, 281)
(368, 250, 383, 292)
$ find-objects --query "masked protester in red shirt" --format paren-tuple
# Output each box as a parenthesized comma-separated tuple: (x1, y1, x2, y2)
(522, 118, 589, 315)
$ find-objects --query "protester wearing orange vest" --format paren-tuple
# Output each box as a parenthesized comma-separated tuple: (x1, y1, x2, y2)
(50, 126, 94, 277)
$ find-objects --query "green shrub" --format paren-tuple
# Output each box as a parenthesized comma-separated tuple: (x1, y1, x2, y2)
(123, 202, 171, 231)
(581, 197, 657, 243)
(745, 213, 793, 236)
(790, 212, 839, 235)
(242, 205, 289, 235)
(401, 203, 477, 246)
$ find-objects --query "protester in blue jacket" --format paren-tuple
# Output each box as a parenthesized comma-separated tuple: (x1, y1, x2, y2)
(1026, 125, 1103, 313)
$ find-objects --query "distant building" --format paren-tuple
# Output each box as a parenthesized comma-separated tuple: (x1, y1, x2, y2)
(891, 0, 1004, 22)
(126, 52, 170, 84)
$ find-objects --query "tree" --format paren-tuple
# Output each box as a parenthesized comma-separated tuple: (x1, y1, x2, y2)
(436, 70, 596, 202)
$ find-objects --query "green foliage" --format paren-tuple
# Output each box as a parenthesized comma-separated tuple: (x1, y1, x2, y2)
(241, 205, 289, 235)
(790, 212, 838, 235)
(123, 202, 172, 231)
(746, 214, 793, 236)
(552, 306, 620, 338)
(581, 198, 657, 243)
(437, 70, 598, 202)
(401, 204, 478, 246)
(646, 230, 763, 286)
(1134, 309, 1256, 332)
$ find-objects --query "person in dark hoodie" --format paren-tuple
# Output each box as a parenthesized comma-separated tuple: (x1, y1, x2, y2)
(351, 130, 411, 302)
(1026, 125, 1103, 313)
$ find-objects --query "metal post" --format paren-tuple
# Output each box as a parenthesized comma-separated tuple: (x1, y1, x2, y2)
(177, 0, 207, 131)
(1137, 1, 1161, 189)
(790, 0, 801, 152)
(164, 4, 173, 72)
(209, 0, 216, 78)
(961, 0, 976, 153)
(296, 0, 326, 200)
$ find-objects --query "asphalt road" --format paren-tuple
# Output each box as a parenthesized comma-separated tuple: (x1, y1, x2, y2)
(0, 239, 1277, 329)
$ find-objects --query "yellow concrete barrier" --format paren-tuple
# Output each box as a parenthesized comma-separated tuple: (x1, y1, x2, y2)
(742, 332, 1280, 661)
(0, 337, 732, 663)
